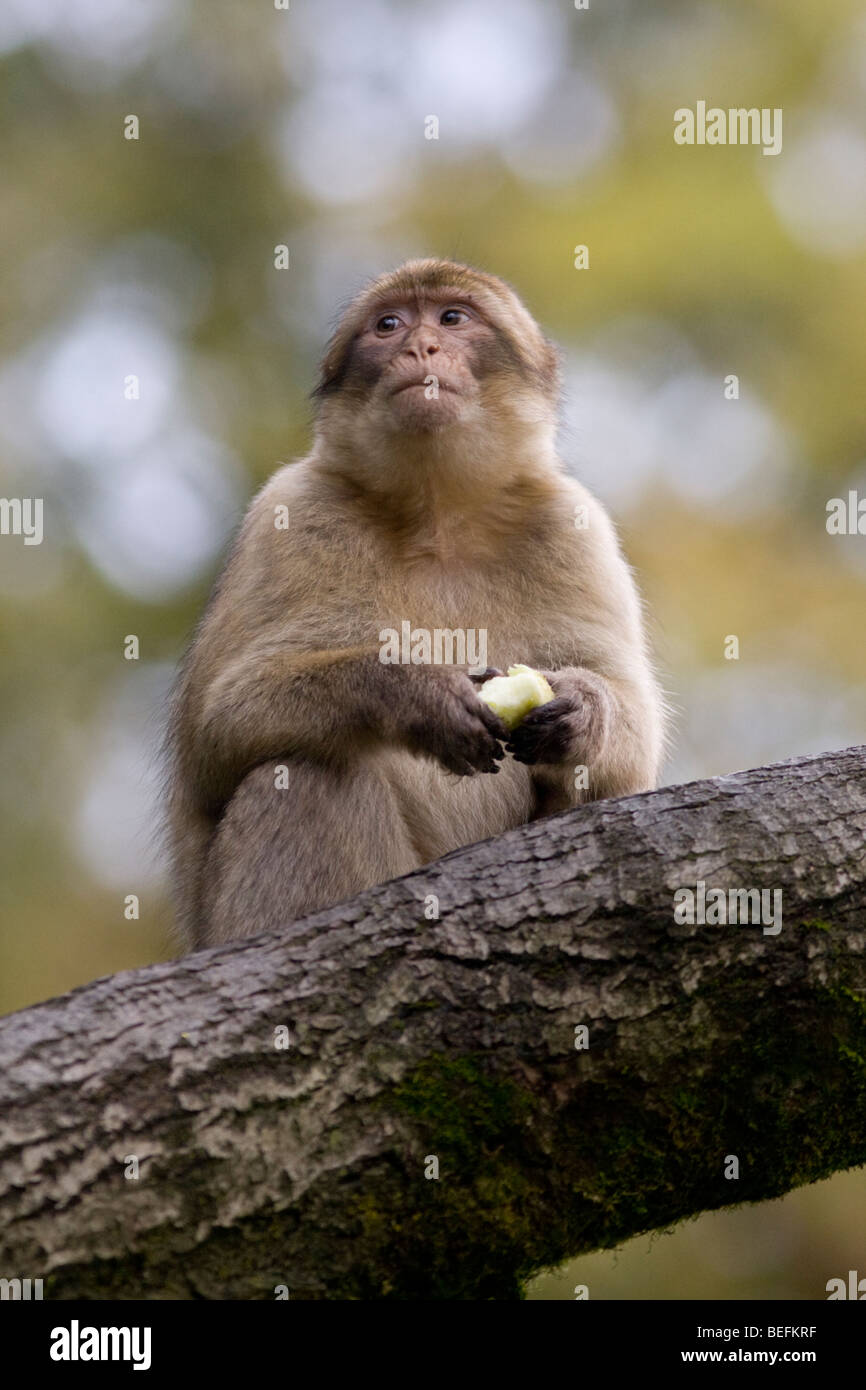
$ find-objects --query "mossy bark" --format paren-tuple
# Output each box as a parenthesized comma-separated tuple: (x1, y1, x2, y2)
(0, 745, 865, 1299)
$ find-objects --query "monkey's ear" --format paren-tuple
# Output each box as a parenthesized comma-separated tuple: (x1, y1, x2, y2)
(311, 370, 337, 401)
(312, 292, 368, 400)
(312, 339, 350, 399)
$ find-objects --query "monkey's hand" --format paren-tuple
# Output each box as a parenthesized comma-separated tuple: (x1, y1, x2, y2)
(399, 667, 509, 776)
(506, 667, 611, 767)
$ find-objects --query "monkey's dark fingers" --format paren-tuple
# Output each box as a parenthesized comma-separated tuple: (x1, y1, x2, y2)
(467, 667, 504, 683)
(456, 684, 509, 740)
(507, 697, 573, 764)
(473, 701, 510, 743)
(467, 754, 502, 774)
(458, 755, 500, 775)
(472, 721, 508, 761)
(449, 687, 508, 746)
(426, 736, 477, 776)
(446, 758, 479, 777)
(451, 719, 506, 773)
(508, 736, 556, 766)
(444, 743, 496, 777)
(463, 672, 510, 738)
(471, 736, 504, 772)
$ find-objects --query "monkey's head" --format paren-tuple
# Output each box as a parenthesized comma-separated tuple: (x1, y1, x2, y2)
(312, 260, 561, 486)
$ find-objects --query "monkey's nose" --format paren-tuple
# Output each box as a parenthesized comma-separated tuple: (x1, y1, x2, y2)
(405, 336, 440, 360)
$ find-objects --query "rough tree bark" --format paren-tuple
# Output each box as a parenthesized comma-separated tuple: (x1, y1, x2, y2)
(0, 746, 864, 1300)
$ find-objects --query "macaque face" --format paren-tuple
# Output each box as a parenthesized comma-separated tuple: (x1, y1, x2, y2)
(343, 291, 517, 433)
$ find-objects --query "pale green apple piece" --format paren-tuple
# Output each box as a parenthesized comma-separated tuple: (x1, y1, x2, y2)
(478, 664, 556, 731)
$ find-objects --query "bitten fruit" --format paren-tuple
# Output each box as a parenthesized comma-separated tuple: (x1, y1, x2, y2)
(477, 664, 555, 731)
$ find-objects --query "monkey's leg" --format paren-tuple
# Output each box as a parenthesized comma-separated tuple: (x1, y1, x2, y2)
(199, 759, 421, 946)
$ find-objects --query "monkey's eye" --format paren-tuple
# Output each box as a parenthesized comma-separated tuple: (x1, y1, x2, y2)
(440, 308, 470, 326)
(375, 314, 402, 334)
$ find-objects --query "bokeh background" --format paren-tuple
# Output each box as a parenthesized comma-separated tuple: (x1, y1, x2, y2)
(1, 0, 864, 1299)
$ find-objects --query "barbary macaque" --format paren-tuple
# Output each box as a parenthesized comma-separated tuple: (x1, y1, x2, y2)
(167, 259, 665, 950)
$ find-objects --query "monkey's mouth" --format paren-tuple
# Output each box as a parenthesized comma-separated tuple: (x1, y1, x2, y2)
(390, 379, 455, 397)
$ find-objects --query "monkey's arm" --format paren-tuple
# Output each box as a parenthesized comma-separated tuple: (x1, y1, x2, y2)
(172, 472, 496, 811)
(508, 490, 665, 811)
(510, 664, 662, 813)
(183, 641, 507, 813)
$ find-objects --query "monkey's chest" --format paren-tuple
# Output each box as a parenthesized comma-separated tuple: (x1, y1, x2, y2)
(374, 574, 572, 671)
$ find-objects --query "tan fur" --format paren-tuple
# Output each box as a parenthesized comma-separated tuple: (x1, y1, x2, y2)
(167, 260, 666, 950)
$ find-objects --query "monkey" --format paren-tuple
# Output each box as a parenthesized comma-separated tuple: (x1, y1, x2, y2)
(166, 258, 666, 951)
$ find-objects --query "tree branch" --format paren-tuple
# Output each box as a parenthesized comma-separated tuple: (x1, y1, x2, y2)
(1, 746, 865, 1299)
